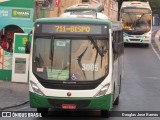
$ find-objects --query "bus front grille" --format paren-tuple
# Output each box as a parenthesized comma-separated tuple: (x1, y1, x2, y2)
(48, 99, 91, 109)
(129, 39, 140, 41)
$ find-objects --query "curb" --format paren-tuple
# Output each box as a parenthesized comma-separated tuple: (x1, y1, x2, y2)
(0, 101, 29, 111)
(155, 30, 160, 51)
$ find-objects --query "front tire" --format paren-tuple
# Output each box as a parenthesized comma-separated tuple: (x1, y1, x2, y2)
(144, 44, 149, 47)
(113, 96, 119, 105)
(37, 108, 48, 117)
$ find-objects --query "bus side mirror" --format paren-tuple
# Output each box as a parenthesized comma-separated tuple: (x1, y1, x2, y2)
(112, 41, 118, 54)
(25, 30, 32, 54)
(25, 41, 31, 54)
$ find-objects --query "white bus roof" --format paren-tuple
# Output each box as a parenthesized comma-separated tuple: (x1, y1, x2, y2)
(60, 12, 108, 20)
(121, 1, 151, 9)
(64, 3, 104, 12)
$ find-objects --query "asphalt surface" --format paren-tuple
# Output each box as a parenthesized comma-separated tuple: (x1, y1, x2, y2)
(119, 44, 160, 111)
(0, 81, 28, 110)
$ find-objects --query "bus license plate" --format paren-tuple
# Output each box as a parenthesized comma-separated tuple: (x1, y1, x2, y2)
(62, 104, 76, 110)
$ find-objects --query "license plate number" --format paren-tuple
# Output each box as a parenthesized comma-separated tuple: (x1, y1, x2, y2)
(62, 104, 76, 110)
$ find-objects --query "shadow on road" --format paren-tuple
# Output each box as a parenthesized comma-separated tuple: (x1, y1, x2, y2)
(124, 43, 150, 48)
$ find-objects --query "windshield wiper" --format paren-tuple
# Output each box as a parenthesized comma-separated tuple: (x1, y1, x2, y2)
(88, 36, 98, 80)
(34, 54, 44, 68)
(49, 36, 55, 71)
(88, 36, 104, 57)
(77, 46, 88, 79)
(123, 13, 145, 31)
(88, 36, 106, 79)
(124, 13, 133, 24)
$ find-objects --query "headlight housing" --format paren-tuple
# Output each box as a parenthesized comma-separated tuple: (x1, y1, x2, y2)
(144, 32, 151, 38)
(30, 81, 44, 96)
(123, 32, 129, 37)
(94, 83, 110, 97)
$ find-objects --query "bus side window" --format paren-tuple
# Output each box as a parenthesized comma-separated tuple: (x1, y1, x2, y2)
(112, 31, 119, 61)
(117, 31, 124, 56)
(25, 31, 32, 54)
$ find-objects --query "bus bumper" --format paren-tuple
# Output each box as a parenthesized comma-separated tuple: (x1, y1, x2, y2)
(29, 92, 113, 110)
(124, 36, 151, 44)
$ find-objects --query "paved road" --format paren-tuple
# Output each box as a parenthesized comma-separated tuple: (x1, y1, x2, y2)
(118, 44, 160, 111)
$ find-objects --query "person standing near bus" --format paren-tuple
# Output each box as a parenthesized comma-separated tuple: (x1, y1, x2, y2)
(1, 35, 9, 51)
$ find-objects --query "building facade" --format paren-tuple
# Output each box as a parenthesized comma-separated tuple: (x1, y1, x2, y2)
(0, 0, 34, 81)
(47, 0, 118, 21)
(48, 0, 82, 17)
(91, 0, 118, 21)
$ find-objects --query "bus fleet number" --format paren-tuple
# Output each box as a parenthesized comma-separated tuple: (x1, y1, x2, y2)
(82, 64, 98, 71)
(55, 26, 90, 33)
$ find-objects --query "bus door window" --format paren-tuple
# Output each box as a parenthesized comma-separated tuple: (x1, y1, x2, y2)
(113, 31, 119, 61)
(119, 31, 124, 55)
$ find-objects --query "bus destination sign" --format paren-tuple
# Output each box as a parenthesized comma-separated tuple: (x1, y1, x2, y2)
(35, 23, 108, 35)
(122, 8, 151, 14)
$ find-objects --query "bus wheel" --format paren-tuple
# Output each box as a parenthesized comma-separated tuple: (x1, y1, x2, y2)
(37, 108, 48, 117)
(144, 44, 149, 47)
(101, 110, 111, 118)
(113, 96, 119, 105)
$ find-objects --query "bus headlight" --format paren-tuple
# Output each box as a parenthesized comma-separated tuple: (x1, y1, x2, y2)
(144, 32, 151, 38)
(94, 83, 110, 97)
(30, 81, 44, 96)
(123, 32, 128, 37)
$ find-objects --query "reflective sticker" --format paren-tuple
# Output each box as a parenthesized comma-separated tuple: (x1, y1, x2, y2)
(37, 68, 44, 72)
(71, 74, 77, 80)
(57, 41, 66, 46)
(104, 26, 108, 29)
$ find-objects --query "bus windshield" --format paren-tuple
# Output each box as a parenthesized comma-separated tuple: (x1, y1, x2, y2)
(32, 36, 109, 82)
(121, 9, 151, 35)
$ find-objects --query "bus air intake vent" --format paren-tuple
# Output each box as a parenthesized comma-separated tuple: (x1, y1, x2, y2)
(48, 99, 91, 109)
(130, 39, 140, 41)
(77, 4, 89, 8)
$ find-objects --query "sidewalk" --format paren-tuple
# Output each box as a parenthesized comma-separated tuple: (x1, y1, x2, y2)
(0, 81, 29, 110)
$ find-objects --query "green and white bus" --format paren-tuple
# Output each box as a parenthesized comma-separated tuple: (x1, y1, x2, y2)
(64, 2, 104, 13)
(28, 14, 124, 117)
(120, 1, 152, 47)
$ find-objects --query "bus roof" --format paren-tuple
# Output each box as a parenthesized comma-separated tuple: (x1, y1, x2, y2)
(35, 17, 122, 30)
(35, 17, 110, 25)
(121, 1, 151, 10)
(60, 12, 108, 20)
(64, 3, 104, 12)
